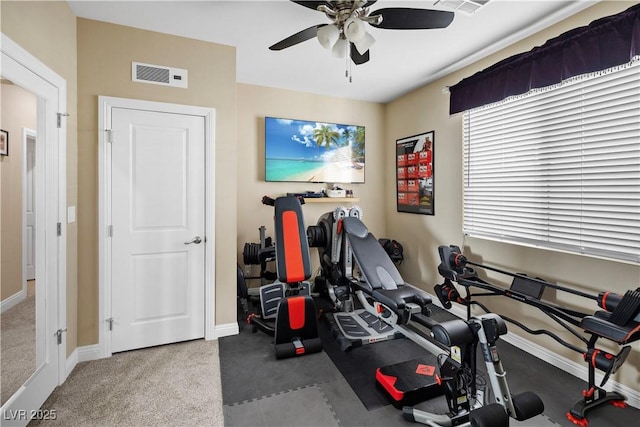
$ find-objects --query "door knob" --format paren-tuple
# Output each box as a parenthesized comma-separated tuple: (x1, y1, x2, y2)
(184, 236, 202, 245)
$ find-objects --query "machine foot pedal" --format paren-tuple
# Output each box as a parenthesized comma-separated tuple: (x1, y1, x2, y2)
(376, 356, 444, 408)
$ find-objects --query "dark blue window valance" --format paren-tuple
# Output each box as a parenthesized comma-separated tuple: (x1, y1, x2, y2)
(449, 3, 640, 114)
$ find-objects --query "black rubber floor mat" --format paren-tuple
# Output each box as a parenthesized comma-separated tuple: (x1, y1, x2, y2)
(219, 319, 342, 405)
(318, 318, 431, 411)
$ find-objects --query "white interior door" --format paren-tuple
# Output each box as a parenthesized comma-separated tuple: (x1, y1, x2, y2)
(110, 107, 205, 353)
(24, 131, 36, 281)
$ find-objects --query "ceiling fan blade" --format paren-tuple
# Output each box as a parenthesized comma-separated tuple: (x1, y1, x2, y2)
(370, 8, 454, 30)
(350, 43, 370, 65)
(290, 1, 329, 11)
(269, 24, 326, 51)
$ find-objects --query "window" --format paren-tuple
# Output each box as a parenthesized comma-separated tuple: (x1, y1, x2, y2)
(463, 60, 640, 263)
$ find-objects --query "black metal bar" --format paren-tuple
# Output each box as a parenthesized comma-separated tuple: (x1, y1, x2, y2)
(411, 312, 437, 330)
(464, 259, 598, 301)
(458, 276, 590, 325)
(470, 301, 586, 354)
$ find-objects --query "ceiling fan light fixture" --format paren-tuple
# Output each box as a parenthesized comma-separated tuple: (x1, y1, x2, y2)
(332, 37, 348, 58)
(354, 31, 375, 55)
(317, 24, 339, 49)
(344, 17, 366, 42)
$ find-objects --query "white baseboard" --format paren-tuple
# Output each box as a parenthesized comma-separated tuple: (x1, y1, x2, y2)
(429, 294, 640, 409)
(65, 348, 78, 379)
(214, 322, 239, 339)
(77, 344, 101, 363)
(65, 345, 100, 381)
(1, 289, 26, 314)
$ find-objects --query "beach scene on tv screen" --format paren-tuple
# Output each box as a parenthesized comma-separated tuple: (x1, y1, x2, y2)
(265, 117, 365, 183)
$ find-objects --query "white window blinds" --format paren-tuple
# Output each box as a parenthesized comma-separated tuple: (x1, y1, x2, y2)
(463, 60, 640, 263)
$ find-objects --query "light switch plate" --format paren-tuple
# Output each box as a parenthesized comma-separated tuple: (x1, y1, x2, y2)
(67, 206, 76, 223)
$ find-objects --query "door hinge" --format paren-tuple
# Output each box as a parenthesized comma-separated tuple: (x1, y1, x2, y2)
(57, 222, 62, 236)
(57, 112, 70, 128)
(105, 129, 112, 143)
(107, 225, 113, 237)
(106, 318, 114, 331)
(55, 328, 67, 345)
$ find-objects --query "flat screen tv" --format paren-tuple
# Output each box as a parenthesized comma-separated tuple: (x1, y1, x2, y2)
(265, 116, 365, 183)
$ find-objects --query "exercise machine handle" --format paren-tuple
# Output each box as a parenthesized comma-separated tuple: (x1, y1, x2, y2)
(262, 195, 275, 206)
(598, 291, 622, 312)
(262, 195, 305, 206)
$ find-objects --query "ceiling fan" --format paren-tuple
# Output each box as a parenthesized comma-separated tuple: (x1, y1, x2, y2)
(269, 1, 455, 65)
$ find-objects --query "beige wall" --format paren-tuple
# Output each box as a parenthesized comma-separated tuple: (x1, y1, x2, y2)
(386, 0, 640, 390)
(1, 0, 78, 356)
(0, 82, 36, 300)
(76, 18, 237, 345)
(236, 84, 386, 280)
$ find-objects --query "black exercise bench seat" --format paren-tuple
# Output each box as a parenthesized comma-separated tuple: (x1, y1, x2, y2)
(580, 288, 640, 344)
(342, 216, 432, 322)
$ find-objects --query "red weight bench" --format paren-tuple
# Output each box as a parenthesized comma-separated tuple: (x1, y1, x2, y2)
(248, 196, 322, 359)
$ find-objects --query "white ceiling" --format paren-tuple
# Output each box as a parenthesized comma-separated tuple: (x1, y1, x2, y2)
(67, 0, 598, 103)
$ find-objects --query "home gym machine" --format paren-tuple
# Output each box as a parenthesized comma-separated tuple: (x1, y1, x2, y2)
(306, 208, 544, 426)
(242, 196, 322, 359)
(435, 244, 640, 426)
(401, 312, 544, 427)
(306, 206, 434, 350)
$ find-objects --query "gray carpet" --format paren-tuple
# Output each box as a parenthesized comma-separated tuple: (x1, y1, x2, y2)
(29, 339, 224, 426)
(1, 293, 36, 406)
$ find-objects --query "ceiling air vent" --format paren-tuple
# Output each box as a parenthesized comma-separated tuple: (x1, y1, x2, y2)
(132, 62, 188, 88)
(434, 0, 490, 15)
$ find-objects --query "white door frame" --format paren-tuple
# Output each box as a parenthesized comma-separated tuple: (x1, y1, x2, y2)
(98, 96, 216, 358)
(1, 33, 67, 423)
(22, 128, 37, 284)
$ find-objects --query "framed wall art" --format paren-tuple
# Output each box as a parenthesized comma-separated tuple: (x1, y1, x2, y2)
(396, 131, 434, 215)
(0, 130, 8, 156)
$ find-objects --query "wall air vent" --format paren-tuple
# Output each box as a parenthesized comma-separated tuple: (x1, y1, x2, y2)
(132, 62, 188, 88)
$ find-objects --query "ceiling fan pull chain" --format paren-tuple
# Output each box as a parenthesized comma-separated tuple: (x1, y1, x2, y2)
(345, 53, 349, 80)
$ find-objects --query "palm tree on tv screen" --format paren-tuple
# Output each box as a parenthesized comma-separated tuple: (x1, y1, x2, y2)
(352, 126, 365, 162)
(313, 125, 341, 150)
(343, 127, 353, 145)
